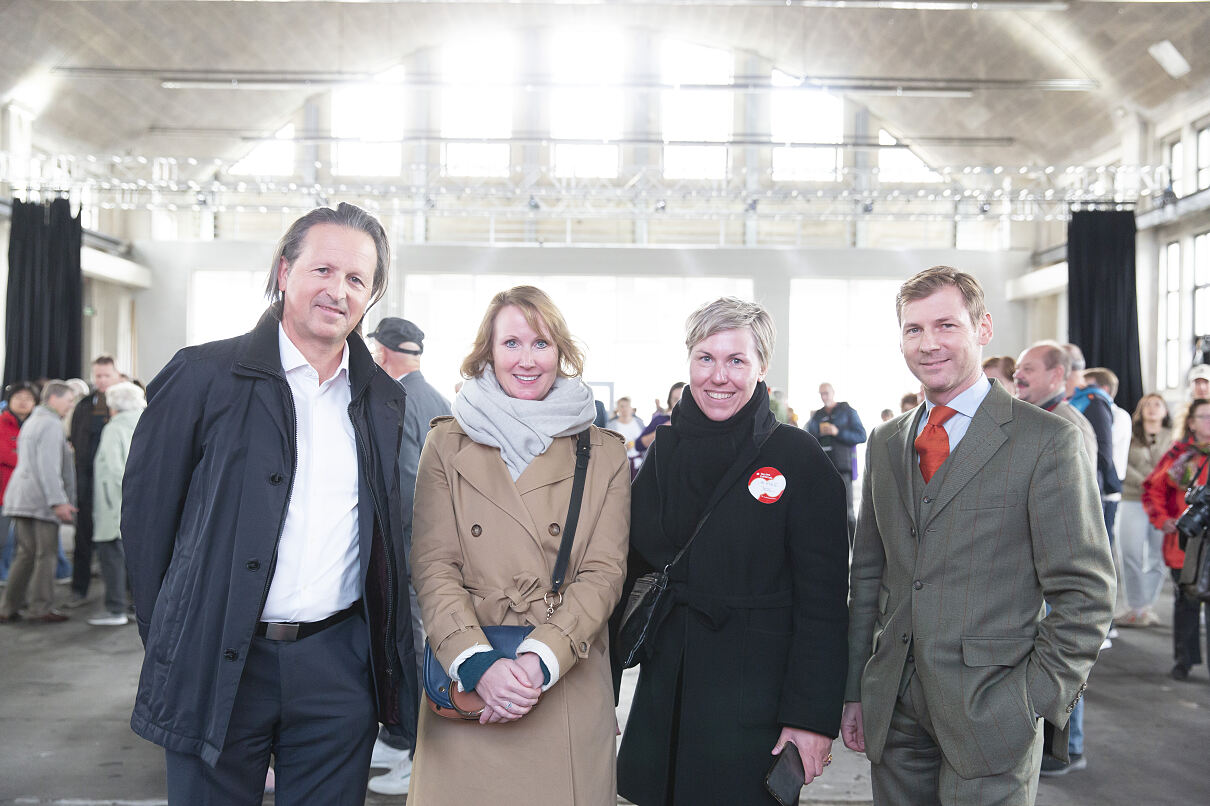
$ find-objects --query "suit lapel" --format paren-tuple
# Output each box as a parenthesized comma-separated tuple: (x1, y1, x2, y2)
(451, 440, 540, 541)
(921, 384, 1012, 530)
(891, 406, 924, 525)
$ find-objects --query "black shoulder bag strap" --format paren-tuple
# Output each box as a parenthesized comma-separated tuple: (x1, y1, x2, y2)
(544, 428, 592, 620)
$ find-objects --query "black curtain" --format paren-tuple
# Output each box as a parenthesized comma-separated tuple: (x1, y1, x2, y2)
(4, 198, 83, 387)
(1066, 209, 1144, 412)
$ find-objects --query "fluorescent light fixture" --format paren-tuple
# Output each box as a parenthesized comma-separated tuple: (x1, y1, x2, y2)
(849, 88, 974, 98)
(1149, 40, 1191, 79)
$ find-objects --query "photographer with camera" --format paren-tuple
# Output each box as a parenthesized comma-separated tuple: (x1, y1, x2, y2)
(1142, 398, 1210, 682)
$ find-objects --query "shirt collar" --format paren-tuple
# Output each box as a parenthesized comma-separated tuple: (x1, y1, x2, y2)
(923, 373, 991, 421)
(278, 324, 350, 382)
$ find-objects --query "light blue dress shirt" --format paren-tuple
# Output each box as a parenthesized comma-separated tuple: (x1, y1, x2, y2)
(915, 374, 993, 456)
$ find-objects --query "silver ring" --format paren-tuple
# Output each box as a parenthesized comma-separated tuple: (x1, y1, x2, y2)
(504, 701, 514, 711)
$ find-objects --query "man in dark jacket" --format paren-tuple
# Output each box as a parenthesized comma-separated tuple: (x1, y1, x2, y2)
(806, 382, 867, 538)
(123, 203, 417, 804)
(64, 355, 119, 606)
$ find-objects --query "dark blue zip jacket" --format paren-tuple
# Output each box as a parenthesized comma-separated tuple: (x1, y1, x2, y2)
(122, 308, 417, 765)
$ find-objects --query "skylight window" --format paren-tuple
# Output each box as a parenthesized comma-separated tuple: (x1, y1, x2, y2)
(770, 70, 842, 182)
(661, 40, 732, 181)
(550, 29, 624, 179)
(230, 124, 295, 177)
(442, 36, 515, 178)
(331, 68, 406, 177)
(877, 129, 941, 183)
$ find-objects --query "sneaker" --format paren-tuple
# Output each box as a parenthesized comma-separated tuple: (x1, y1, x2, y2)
(61, 594, 89, 609)
(1099, 637, 1112, 651)
(370, 737, 409, 769)
(1039, 752, 1086, 776)
(88, 612, 129, 627)
(264, 767, 275, 795)
(31, 610, 69, 623)
(1171, 664, 1190, 681)
(1107, 626, 1120, 639)
(367, 756, 413, 795)
(55, 575, 71, 585)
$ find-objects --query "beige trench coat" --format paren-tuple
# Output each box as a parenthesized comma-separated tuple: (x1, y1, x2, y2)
(408, 418, 630, 805)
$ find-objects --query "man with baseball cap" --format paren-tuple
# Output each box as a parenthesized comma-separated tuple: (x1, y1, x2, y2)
(1189, 365, 1210, 399)
(364, 318, 451, 796)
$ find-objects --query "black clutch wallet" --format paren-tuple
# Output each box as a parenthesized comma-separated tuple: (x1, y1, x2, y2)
(764, 742, 805, 806)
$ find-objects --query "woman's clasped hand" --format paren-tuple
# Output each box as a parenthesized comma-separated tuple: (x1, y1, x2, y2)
(474, 655, 543, 724)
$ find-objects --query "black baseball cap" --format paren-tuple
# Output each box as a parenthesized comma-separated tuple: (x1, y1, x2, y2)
(367, 318, 424, 355)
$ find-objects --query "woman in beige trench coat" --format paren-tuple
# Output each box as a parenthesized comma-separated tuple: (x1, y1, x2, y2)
(408, 286, 630, 805)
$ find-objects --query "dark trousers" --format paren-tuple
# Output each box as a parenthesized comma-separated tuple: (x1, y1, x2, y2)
(71, 494, 94, 597)
(165, 612, 377, 805)
(94, 539, 127, 615)
(1172, 568, 1209, 669)
(841, 474, 856, 544)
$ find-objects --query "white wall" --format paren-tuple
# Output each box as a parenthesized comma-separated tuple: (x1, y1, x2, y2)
(130, 240, 1031, 398)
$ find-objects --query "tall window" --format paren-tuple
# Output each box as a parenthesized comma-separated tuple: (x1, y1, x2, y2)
(1161, 240, 1182, 389)
(1198, 125, 1210, 192)
(770, 70, 842, 182)
(1167, 138, 1185, 197)
(230, 124, 296, 177)
(332, 68, 406, 177)
(442, 37, 514, 177)
(876, 129, 941, 183)
(661, 40, 732, 180)
(550, 29, 623, 179)
(1196, 232, 1210, 339)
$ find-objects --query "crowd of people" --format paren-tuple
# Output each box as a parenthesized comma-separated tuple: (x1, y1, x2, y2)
(1, 203, 1203, 806)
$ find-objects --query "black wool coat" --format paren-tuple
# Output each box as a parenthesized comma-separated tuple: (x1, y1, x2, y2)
(123, 309, 418, 765)
(614, 403, 850, 806)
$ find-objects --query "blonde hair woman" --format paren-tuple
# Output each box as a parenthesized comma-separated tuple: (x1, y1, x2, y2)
(407, 286, 630, 803)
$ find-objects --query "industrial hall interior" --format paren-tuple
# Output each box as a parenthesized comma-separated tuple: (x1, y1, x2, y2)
(1, 1, 1209, 805)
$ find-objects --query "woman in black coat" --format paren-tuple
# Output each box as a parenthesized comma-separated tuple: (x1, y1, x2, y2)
(614, 297, 850, 805)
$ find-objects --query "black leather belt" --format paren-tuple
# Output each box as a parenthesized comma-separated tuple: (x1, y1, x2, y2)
(256, 601, 361, 642)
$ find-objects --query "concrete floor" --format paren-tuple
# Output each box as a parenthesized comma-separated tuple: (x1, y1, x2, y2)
(1, 582, 1208, 805)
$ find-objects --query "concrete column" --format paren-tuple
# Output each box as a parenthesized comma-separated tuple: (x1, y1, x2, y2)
(752, 270, 791, 394)
(629, 29, 657, 245)
(743, 54, 766, 247)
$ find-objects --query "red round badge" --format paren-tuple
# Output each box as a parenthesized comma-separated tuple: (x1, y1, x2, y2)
(748, 467, 786, 504)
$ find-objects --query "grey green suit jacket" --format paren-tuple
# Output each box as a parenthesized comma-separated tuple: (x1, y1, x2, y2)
(845, 380, 1115, 779)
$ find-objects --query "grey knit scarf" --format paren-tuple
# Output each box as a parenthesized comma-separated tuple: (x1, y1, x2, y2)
(452, 370, 596, 480)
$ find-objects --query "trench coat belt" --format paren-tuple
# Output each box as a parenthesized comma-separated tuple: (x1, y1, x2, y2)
(670, 586, 793, 631)
(463, 574, 549, 624)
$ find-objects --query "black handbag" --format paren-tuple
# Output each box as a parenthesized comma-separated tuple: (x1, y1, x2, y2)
(1179, 534, 1210, 603)
(615, 425, 780, 669)
(422, 429, 592, 720)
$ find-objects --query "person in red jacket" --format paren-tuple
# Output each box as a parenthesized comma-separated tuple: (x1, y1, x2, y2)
(1142, 397, 1210, 681)
(1, 382, 40, 581)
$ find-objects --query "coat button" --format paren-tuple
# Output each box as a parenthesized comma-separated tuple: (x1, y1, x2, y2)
(922, 496, 932, 504)
(913, 580, 923, 590)
(269, 473, 284, 485)
(907, 654, 915, 664)
(223, 649, 239, 661)
(580, 641, 588, 652)
(901, 633, 909, 643)
(549, 523, 561, 536)
(470, 524, 482, 537)
(910, 528, 917, 537)
(246, 560, 260, 571)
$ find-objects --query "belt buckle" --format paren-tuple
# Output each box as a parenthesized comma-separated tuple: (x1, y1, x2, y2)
(265, 622, 300, 641)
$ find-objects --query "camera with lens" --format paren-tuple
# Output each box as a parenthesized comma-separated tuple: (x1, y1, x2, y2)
(1176, 483, 1210, 549)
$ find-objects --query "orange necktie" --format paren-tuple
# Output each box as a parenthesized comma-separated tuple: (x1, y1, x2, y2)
(915, 405, 957, 483)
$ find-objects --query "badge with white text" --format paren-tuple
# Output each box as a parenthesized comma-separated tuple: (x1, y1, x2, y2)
(748, 467, 786, 504)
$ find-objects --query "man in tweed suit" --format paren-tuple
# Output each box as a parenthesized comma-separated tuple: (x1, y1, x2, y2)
(840, 266, 1115, 806)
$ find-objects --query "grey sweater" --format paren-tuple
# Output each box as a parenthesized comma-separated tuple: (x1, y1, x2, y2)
(1, 405, 76, 523)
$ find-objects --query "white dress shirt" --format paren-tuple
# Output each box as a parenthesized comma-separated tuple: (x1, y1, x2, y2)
(916, 374, 994, 457)
(261, 326, 362, 623)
